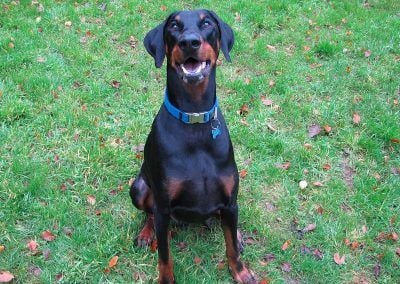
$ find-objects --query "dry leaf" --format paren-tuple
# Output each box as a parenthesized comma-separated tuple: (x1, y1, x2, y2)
(269, 79, 275, 87)
(111, 80, 121, 88)
(395, 247, 400, 257)
(238, 104, 249, 115)
(313, 181, 323, 187)
(333, 253, 345, 265)
(41, 230, 55, 242)
(316, 205, 324, 215)
(323, 125, 332, 133)
(27, 240, 38, 251)
(364, 50, 371, 57)
(266, 45, 276, 52)
(0, 271, 14, 283)
(281, 240, 291, 251)
(313, 249, 323, 260)
(323, 164, 331, 171)
(87, 195, 96, 205)
(353, 112, 361, 124)
(373, 263, 381, 279)
(260, 95, 273, 106)
(304, 143, 312, 149)
(108, 255, 119, 268)
(276, 162, 290, 170)
(391, 138, 400, 144)
(239, 169, 248, 179)
(308, 124, 322, 138)
(194, 256, 202, 265)
(281, 262, 292, 272)
(302, 223, 316, 233)
(0, 246, 4, 253)
(64, 21, 72, 28)
(259, 278, 269, 284)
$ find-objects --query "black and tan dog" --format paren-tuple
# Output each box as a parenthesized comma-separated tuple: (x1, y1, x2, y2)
(130, 9, 256, 284)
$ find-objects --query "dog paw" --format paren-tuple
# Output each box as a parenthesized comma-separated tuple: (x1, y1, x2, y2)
(137, 228, 154, 248)
(232, 267, 257, 284)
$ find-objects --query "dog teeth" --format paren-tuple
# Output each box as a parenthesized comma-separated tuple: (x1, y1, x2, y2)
(181, 61, 207, 75)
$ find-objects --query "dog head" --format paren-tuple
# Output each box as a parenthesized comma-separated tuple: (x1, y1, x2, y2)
(144, 9, 234, 85)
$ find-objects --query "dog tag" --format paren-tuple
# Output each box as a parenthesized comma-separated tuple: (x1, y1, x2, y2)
(211, 118, 221, 139)
(212, 127, 221, 139)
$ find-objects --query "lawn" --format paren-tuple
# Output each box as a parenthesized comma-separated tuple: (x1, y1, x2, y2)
(0, 0, 399, 283)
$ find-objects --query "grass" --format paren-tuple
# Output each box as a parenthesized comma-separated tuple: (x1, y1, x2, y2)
(0, 0, 399, 283)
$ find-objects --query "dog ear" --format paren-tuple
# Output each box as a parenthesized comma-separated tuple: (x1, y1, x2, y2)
(143, 22, 166, 68)
(209, 11, 235, 62)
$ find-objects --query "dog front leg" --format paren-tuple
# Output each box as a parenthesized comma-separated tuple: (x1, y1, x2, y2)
(221, 205, 256, 284)
(155, 208, 174, 284)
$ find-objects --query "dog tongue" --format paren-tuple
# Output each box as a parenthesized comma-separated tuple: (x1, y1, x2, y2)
(184, 58, 201, 72)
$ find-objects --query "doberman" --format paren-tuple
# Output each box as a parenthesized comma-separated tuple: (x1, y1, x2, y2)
(130, 9, 256, 284)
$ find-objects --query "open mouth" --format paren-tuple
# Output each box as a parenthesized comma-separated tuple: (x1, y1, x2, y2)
(178, 58, 211, 84)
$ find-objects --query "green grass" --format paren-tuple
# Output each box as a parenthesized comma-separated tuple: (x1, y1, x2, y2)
(1, 0, 399, 283)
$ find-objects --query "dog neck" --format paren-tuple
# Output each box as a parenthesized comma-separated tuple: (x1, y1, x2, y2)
(166, 66, 217, 113)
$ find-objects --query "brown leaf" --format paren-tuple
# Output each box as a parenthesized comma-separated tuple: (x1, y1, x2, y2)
(316, 205, 324, 215)
(217, 260, 225, 270)
(304, 143, 312, 149)
(389, 232, 398, 242)
(259, 278, 269, 284)
(111, 80, 121, 88)
(108, 255, 119, 268)
(239, 104, 249, 115)
(176, 242, 187, 250)
(391, 138, 400, 144)
(281, 262, 292, 272)
(240, 118, 249, 127)
(275, 162, 291, 170)
(302, 223, 316, 233)
(43, 248, 51, 261)
(28, 265, 42, 277)
(266, 44, 276, 52)
(194, 256, 202, 265)
(64, 21, 72, 28)
(313, 181, 323, 187)
(269, 79, 275, 87)
(323, 163, 331, 171)
(395, 247, 400, 257)
(55, 273, 64, 282)
(87, 195, 96, 205)
(281, 240, 291, 251)
(27, 240, 38, 252)
(0, 245, 4, 253)
(63, 227, 73, 237)
(353, 112, 361, 124)
(373, 263, 381, 279)
(323, 125, 332, 133)
(260, 95, 273, 106)
(308, 124, 322, 138)
(239, 169, 248, 179)
(333, 253, 345, 265)
(0, 271, 14, 283)
(313, 249, 323, 260)
(41, 230, 55, 242)
(364, 50, 371, 58)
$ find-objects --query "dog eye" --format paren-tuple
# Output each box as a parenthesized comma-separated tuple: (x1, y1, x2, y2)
(201, 20, 212, 28)
(170, 21, 180, 30)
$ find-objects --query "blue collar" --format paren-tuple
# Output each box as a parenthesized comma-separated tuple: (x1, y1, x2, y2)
(163, 90, 218, 124)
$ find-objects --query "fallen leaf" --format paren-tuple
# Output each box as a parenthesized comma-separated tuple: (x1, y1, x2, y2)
(333, 253, 345, 265)
(260, 95, 273, 106)
(0, 246, 4, 253)
(391, 138, 400, 144)
(281, 262, 292, 272)
(266, 44, 276, 52)
(194, 256, 202, 265)
(353, 112, 361, 124)
(8, 42, 15, 49)
(313, 181, 323, 187)
(87, 195, 96, 205)
(108, 255, 118, 268)
(304, 143, 312, 149)
(300, 245, 311, 255)
(323, 125, 332, 133)
(28, 265, 42, 277)
(308, 124, 322, 138)
(64, 21, 72, 28)
(266, 123, 277, 132)
(361, 225, 368, 234)
(323, 163, 331, 171)
(281, 240, 291, 251)
(239, 104, 249, 115)
(373, 263, 381, 279)
(176, 242, 187, 250)
(239, 169, 248, 179)
(41, 230, 55, 242)
(0, 271, 14, 283)
(316, 205, 324, 215)
(27, 240, 38, 252)
(262, 253, 276, 264)
(275, 162, 290, 170)
(160, 5, 167, 11)
(265, 202, 276, 212)
(240, 118, 249, 126)
(313, 249, 323, 260)
(364, 50, 371, 57)
(217, 260, 225, 270)
(396, 247, 400, 257)
(269, 79, 275, 87)
(43, 248, 51, 261)
(63, 227, 73, 237)
(111, 80, 120, 88)
(302, 223, 316, 233)
(259, 278, 269, 284)
(55, 273, 64, 282)
(389, 232, 398, 242)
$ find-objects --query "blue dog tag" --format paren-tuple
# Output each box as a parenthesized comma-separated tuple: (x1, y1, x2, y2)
(211, 118, 221, 139)
(212, 127, 221, 139)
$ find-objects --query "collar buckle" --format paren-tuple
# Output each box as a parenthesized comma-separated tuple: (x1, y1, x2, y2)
(188, 112, 207, 124)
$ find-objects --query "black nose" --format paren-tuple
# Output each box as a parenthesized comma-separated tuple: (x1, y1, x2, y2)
(178, 34, 201, 51)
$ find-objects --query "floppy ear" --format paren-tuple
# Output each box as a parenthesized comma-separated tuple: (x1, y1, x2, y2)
(143, 22, 166, 68)
(209, 11, 235, 62)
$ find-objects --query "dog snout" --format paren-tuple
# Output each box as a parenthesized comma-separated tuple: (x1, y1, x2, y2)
(178, 33, 201, 52)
